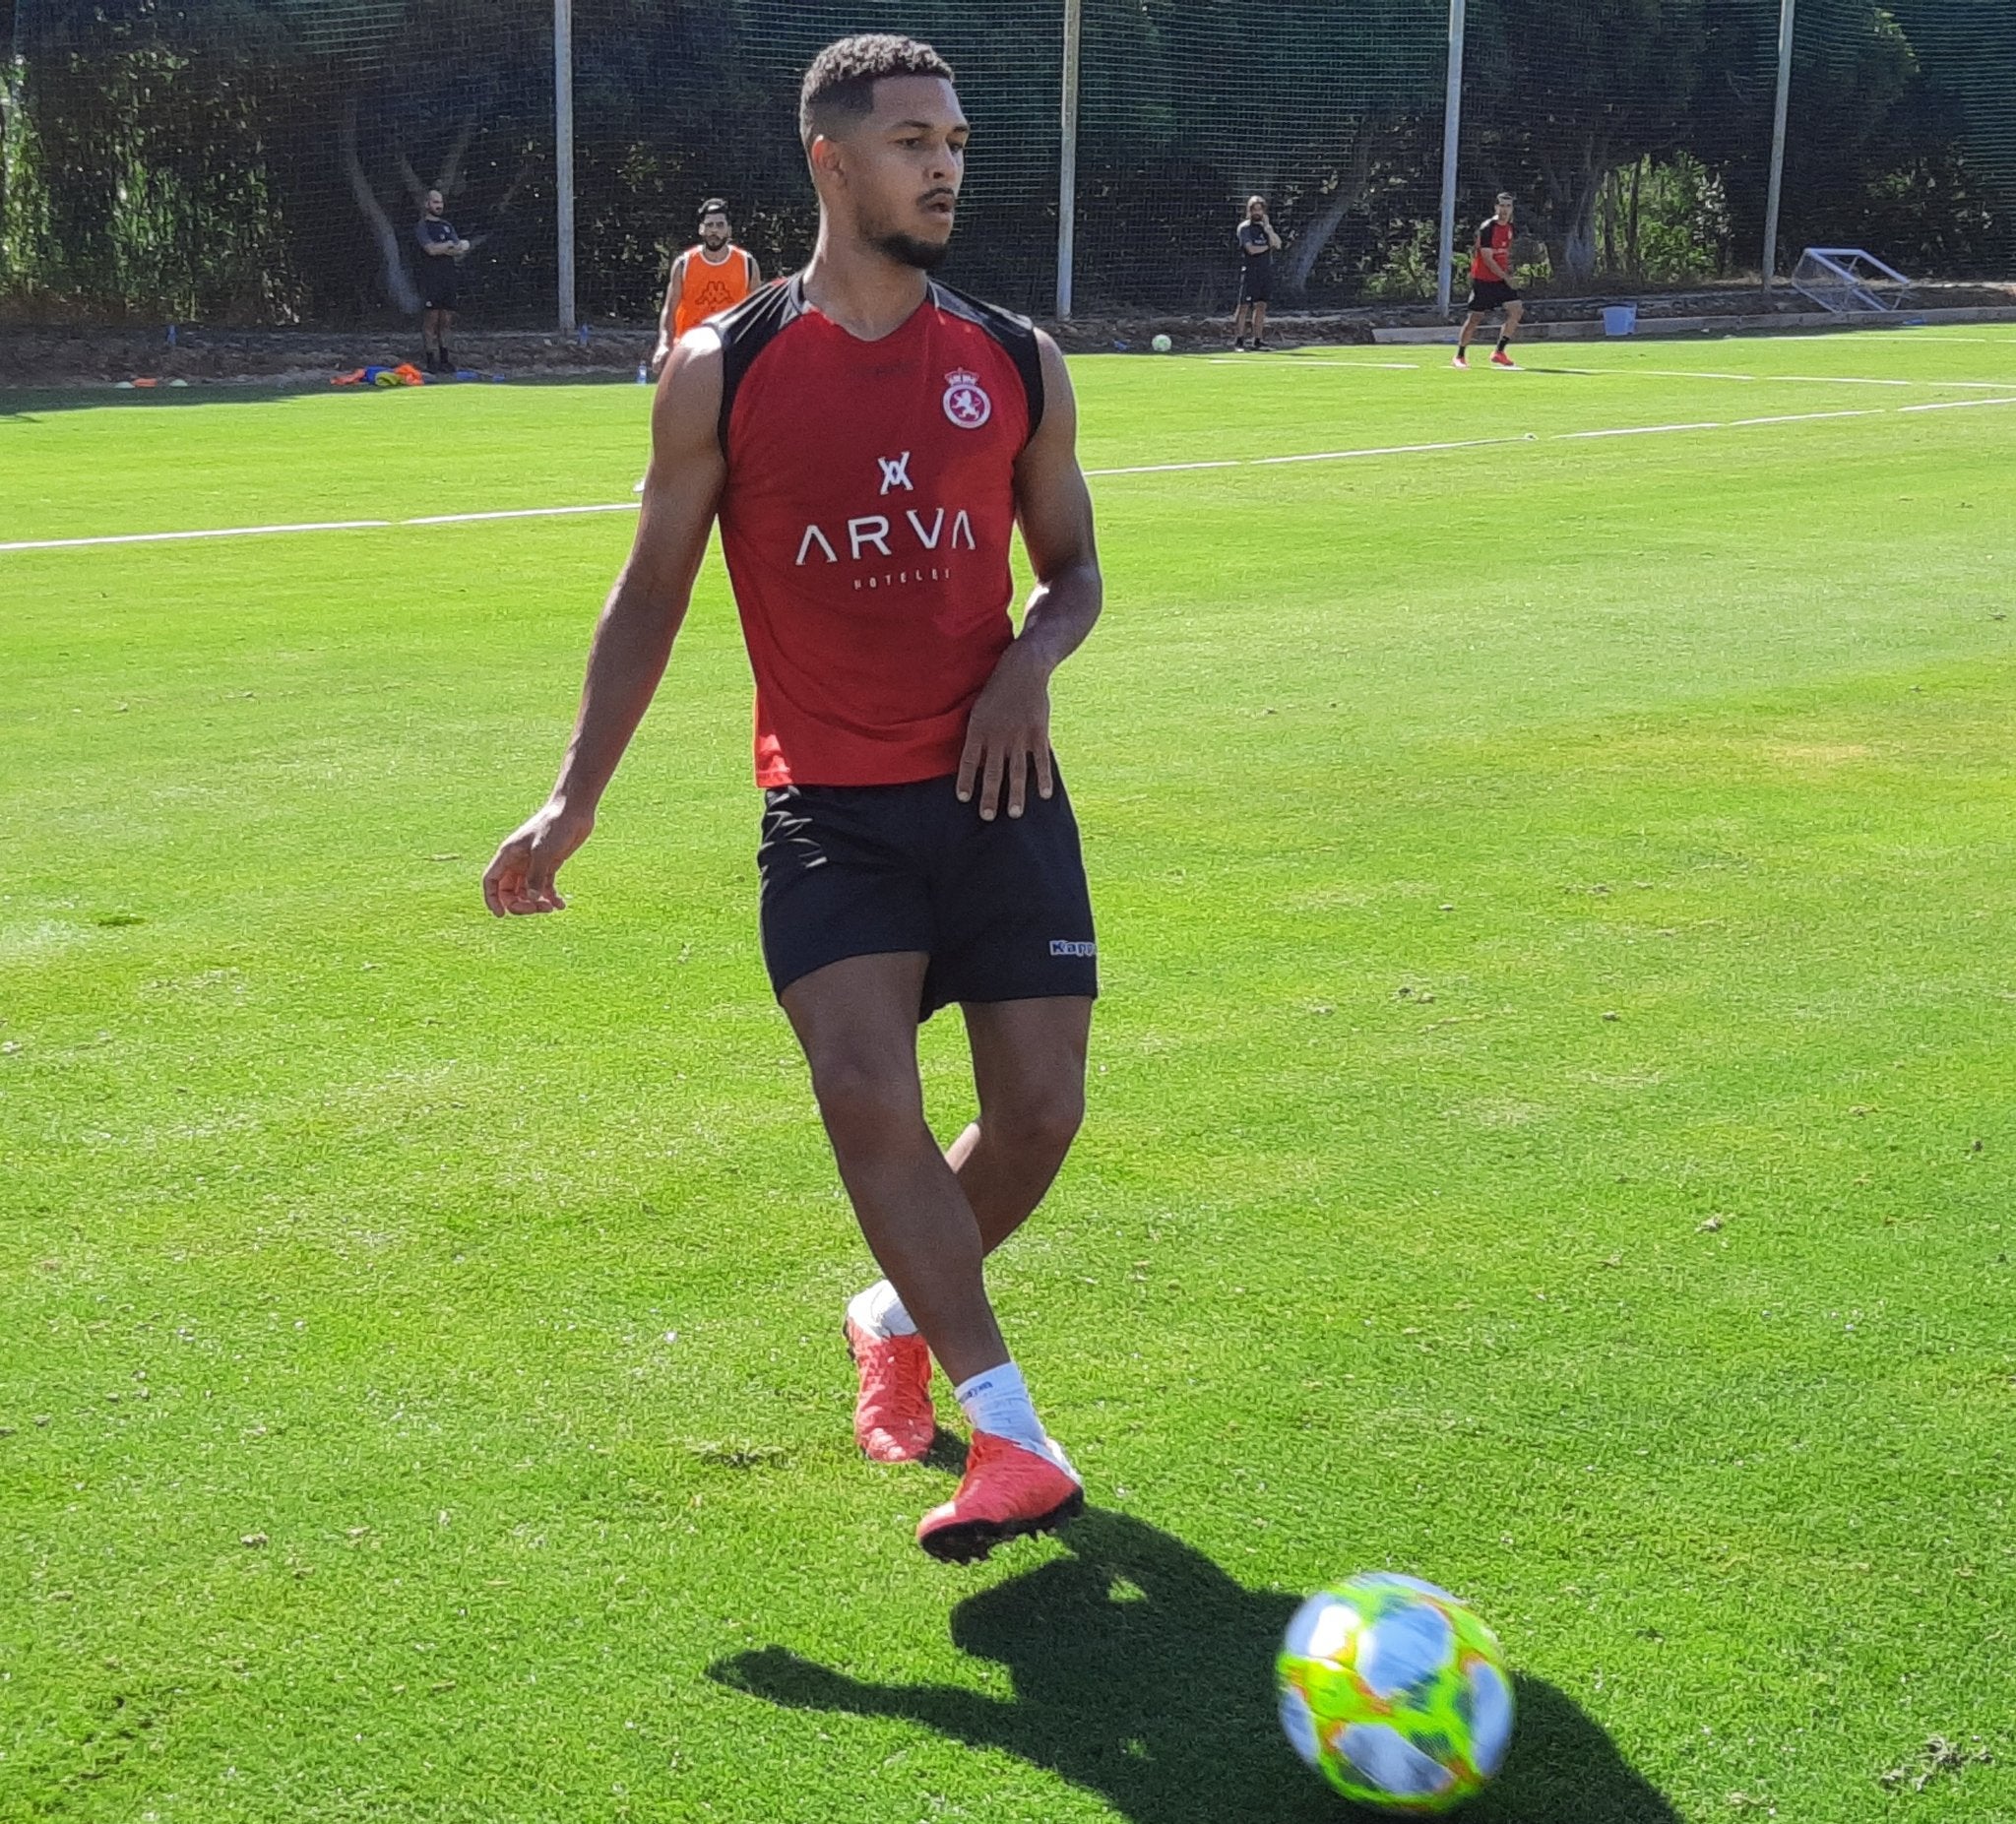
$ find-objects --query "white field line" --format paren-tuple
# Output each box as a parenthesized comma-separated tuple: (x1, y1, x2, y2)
(1087, 458, 1242, 476)
(1899, 395, 2016, 412)
(0, 517, 392, 552)
(1726, 409, 1882, 427)
(1207, 356, 1421, 369)
(1662, 370, 2016, 390)
(1285, 357, 2016, 390)
(1557, 420, 1724, 440)
(1248, 435, 1516, 465)
(6, 395, 2014, 554)
(0, 506, 625, 552)
(406, 502, 643, 526)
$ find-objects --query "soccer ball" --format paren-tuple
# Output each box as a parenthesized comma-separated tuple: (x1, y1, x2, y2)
(1151, 334, 1173, 353)
(1277, 1573, 1513, 1813)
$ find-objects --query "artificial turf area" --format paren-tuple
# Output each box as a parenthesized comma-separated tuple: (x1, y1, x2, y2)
(3, 327, 2014, 1822)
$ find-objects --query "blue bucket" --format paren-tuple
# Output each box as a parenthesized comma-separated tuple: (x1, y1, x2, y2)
(1603, 304, 1638, 337)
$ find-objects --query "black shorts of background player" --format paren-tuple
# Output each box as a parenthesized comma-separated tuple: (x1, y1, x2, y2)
(1231, 196, 1282, 350)
(1455, 193, 1525, 369)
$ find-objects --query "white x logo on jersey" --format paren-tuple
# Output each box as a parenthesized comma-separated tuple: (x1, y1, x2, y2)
(877, 452, 914, 495)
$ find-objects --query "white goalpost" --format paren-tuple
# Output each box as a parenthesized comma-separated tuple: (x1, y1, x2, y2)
(1789, 247, 1914, 314)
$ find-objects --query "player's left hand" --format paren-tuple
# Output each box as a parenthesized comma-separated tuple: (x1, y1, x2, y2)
(958, 642, 1053, 822)
(481, 796, 595, 915)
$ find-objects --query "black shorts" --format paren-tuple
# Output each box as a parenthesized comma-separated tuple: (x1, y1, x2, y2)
(420, 269, 460, 311)
(1239, 261, 1273, 306)
(1467, 278, 1520, 313)
(756, 771, 1099, 1018)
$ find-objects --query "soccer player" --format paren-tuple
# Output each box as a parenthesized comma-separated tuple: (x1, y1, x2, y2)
(484, 33, 1103, 1564)
(1230, 195, 1282, 351)
(1455, 193, 1523, 369)
(649, 199, 763, 379)
(415, 189, 471, 376)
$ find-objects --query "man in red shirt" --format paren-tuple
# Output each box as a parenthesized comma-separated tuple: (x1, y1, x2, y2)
(1454, 192, 1524, 370)
(483, 33, 1102, 1562)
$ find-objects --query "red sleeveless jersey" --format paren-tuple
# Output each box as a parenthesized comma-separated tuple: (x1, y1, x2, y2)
(711, 277, 1044, 787)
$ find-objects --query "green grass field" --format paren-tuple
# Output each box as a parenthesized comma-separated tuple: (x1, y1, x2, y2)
(4, 328, 2014, 1823)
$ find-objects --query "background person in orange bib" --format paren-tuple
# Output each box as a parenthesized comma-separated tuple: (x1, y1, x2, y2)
(651, 198, 762, 378)
(635, 199, 765, 492)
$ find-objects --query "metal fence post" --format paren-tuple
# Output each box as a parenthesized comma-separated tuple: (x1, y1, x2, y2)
(1435, 0, 1467, 315)
(1055, 0, 1081, 320)
(1762, 0, 1796, 290)
(555, 0, 576, 331)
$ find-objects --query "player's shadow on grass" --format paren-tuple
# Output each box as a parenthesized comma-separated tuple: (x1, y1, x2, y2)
(712, 1508, 1676, 1824)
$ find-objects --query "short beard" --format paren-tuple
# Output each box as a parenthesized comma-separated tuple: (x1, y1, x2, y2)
(871, 229, 951, 272)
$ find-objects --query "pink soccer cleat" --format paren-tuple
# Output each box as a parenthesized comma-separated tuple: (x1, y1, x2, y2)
(916, 1432, 1084, 1563)
(845, 1320, 935, 1465)
(1490, 349, 1518, 368)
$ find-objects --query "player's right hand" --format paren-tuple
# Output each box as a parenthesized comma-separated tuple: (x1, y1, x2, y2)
(482, 798, 594, 916)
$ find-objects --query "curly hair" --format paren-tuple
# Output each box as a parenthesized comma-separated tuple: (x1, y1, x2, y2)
(798, 33, 956, 150)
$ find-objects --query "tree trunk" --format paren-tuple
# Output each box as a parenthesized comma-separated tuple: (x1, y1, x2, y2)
(1545, 133, 1608, 291)
(1279, 115, 1391, 300)
(396, 115, 474, 209)
(341, 98, 420, 315)
(466, 149, 538, 252)
(434, 115, 477, 196)
(1626, 159, 1643, 278)
(395, 150, 426, 211)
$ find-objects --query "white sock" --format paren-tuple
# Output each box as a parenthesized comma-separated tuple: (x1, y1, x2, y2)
(954, 1360, 1075, 1475)
(846, 1278, 917, 1340)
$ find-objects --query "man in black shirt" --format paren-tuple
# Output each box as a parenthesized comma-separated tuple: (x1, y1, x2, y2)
(1231, 195, 1282, 351)
(415, 189, 471, 375)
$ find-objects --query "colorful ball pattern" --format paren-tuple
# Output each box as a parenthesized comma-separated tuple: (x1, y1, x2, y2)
(1276, 1573, 1514, 1813)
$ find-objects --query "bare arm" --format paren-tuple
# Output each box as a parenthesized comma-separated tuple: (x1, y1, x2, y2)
(481, 334, 726, 914)
(1264, 220, 1283, 252)
(1483, 236, 1513, 282)
(956, 332, 1102, 822)
(651, 254, 687, 373)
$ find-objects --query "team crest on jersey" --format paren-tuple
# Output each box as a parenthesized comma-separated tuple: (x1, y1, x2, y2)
(942, 370, 991, 429)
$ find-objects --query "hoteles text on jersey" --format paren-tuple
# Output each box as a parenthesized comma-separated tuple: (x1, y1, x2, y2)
(711, 276, 1044, 790)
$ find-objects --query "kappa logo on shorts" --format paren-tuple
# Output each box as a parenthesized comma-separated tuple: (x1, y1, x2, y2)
(1048, 940, 1097, 959)
(942, 369, 991, 429)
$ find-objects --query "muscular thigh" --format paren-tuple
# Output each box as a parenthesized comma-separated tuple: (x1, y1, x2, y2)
(782, 951, 931, 1108)
(963, 996, 1093, 1123)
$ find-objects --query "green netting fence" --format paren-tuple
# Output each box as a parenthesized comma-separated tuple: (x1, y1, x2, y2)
(1, 0, 2010, 327)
